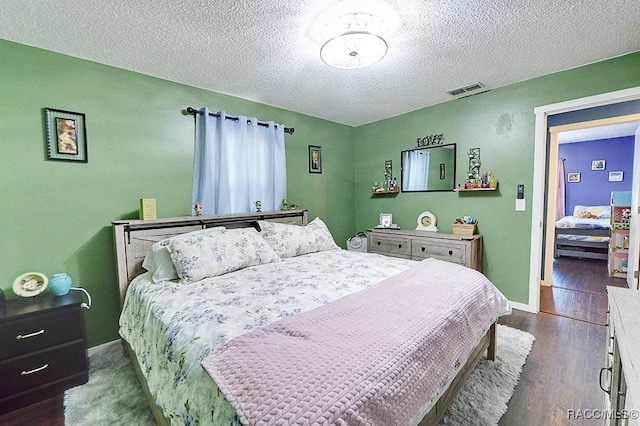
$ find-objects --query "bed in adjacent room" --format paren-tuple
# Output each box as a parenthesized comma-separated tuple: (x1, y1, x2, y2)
(554, 205, 611, 260)
(112, 210, 510, 426)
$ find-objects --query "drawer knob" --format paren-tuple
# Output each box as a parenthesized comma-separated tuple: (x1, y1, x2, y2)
(398, 244, 402, 249)
(448, 250, 453, 256)
(16, 329, 45, 340)
(21, 363, 49, 376)
(421, 247, 425, 252)
(377, 241, 381, 246)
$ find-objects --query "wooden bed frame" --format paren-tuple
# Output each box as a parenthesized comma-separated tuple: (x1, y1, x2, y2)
(112, 209, 497, 426)
(554, 227, 610, 260)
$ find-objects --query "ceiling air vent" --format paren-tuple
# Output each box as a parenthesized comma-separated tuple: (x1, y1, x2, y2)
(447, 82, 486, 97)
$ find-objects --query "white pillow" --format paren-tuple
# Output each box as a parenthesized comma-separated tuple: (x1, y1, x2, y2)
(257, 217, 340, 258)
(167, 227, 281, 283)
(142, 226, 225, 283)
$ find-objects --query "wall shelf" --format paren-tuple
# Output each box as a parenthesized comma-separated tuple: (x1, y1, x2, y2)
(371, 188, 400, 195)
(454, 186, 499, 192)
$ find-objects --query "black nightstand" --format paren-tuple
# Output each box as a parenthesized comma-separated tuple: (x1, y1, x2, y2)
(0, 292, 88, 415)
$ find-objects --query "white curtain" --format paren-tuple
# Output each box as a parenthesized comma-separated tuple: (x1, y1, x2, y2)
(402, 150, 430, 190)
(192, 108, 287, 215)
(556, 158, 566, 220)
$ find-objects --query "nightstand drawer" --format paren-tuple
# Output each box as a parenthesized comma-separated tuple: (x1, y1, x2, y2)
(412, 240, 465, 264)
(370, 235, 412, 258)
(0, 340, 87, 398)
(0, 308, 83, 360)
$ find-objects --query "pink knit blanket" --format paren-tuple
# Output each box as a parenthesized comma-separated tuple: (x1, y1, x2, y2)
(201, 258, 509, 425)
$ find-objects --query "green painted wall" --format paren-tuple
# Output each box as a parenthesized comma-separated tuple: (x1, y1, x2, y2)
(2, 37, 639, 347)
(354, 52, 640, 303)
(0, 39, 354, 347)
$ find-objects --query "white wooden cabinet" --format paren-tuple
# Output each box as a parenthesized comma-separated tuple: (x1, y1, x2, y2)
(604, 287, 640, 426)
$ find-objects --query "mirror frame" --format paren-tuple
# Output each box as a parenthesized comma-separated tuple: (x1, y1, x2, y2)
(400, 143, 457, 192)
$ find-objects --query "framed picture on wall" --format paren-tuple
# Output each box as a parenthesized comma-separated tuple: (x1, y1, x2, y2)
(608, 171, 624, 182)
(45, 108, 88, 162)
(308, 145, 322, 173)
(591, 160, 605, 170)
(567, 172, 581, 183)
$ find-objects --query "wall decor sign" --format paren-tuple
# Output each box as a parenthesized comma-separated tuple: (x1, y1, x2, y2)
(608, 171, 624, 182)
(591, 160, 605, 171)
(45, 108, 87, 162)
(416, 133, 444, 148)
(567, 172, 581, 183)
(308, 145, 322, 173)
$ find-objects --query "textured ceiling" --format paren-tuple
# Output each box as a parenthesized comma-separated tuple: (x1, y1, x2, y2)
(1, 0, 639, 127)
(559, 122, 640, 144)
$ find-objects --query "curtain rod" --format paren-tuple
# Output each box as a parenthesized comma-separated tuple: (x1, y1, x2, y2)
(186, 107, 294, 134)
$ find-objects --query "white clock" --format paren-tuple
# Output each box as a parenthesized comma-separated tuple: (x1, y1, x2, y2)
(416, 211, 438, 232)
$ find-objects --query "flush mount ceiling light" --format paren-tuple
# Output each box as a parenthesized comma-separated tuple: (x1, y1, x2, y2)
(320, 13, 389, 69)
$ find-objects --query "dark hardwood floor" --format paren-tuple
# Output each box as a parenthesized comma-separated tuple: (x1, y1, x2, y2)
(1, 257, 623, 425)
(0, 395, 64, 426)
(541, 257, 627, 324)
(499, 311, 605, 425)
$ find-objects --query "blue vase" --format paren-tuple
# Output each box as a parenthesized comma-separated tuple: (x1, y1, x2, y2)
(49, 273, 72, 296)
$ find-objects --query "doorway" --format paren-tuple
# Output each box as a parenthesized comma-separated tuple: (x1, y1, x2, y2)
(539, 120, 639, 323)
(527, 87, 640, 315)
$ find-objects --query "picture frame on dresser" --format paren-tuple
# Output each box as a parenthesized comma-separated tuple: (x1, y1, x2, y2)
(45, 108, 88, 163)
(379, 213, 392, 227)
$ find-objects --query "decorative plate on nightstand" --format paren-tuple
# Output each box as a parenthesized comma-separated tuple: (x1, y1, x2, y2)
(12, 272, 49, 297)
(416, 211, 438, 232)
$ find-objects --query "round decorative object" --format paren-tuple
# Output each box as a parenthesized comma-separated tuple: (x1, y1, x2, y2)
(416, 211, 438, 232)
(12, 272, 49, 297)
(49, 273, 72, 296)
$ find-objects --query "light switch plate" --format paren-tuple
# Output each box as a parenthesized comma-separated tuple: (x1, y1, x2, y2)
(516, 198, 526, 211)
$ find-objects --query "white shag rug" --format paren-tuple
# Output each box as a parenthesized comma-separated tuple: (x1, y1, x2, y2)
(65, 324, 534, 426)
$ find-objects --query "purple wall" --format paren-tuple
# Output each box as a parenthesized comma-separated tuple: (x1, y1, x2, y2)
(559, 135, 635, 216)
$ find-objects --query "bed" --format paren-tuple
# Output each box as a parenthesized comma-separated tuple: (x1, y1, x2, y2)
(112, 210, 510, 425)
(554, 205, 611, 260)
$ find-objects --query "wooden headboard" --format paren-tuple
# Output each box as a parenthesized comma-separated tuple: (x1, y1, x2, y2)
(112, 209, 308, 307)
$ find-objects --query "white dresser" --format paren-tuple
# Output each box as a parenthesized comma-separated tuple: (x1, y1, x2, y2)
(604, 287, 640, 425)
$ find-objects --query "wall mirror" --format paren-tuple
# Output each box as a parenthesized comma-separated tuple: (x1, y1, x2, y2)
(400, 144, 456, 192)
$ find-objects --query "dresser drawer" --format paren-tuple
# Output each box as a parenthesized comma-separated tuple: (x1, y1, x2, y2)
(0, 308, 83, 360)
(369, 235, 412, 258)
(412, 240, 466, 264)
(0, 340, 87, 398)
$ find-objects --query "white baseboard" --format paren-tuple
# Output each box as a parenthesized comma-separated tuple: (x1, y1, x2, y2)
(509, 301, 536, 313)
(88, 339, 121, 357)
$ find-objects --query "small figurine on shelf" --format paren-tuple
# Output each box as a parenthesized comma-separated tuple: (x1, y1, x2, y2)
(281, 199, 290, 211)
(255, 200, 262, 213)
(194, 202, 203, 216)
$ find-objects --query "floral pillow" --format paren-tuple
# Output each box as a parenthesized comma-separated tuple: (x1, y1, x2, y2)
(257, 217, 340, 258)
(576, 210, 594, 219)
(166, 227, 281, 283)
(573, 205, 611, 219)
(142, 227, 226, 283)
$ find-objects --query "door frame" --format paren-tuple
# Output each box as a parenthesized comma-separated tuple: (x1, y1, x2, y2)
(525, 86, 640, 313)
(543, 115, 640, 290)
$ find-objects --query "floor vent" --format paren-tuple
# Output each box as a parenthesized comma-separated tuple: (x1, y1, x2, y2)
(447, 82, 486, 97)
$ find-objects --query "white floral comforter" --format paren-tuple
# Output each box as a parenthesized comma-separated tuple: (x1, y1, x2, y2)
(119, 249, 418, 425)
